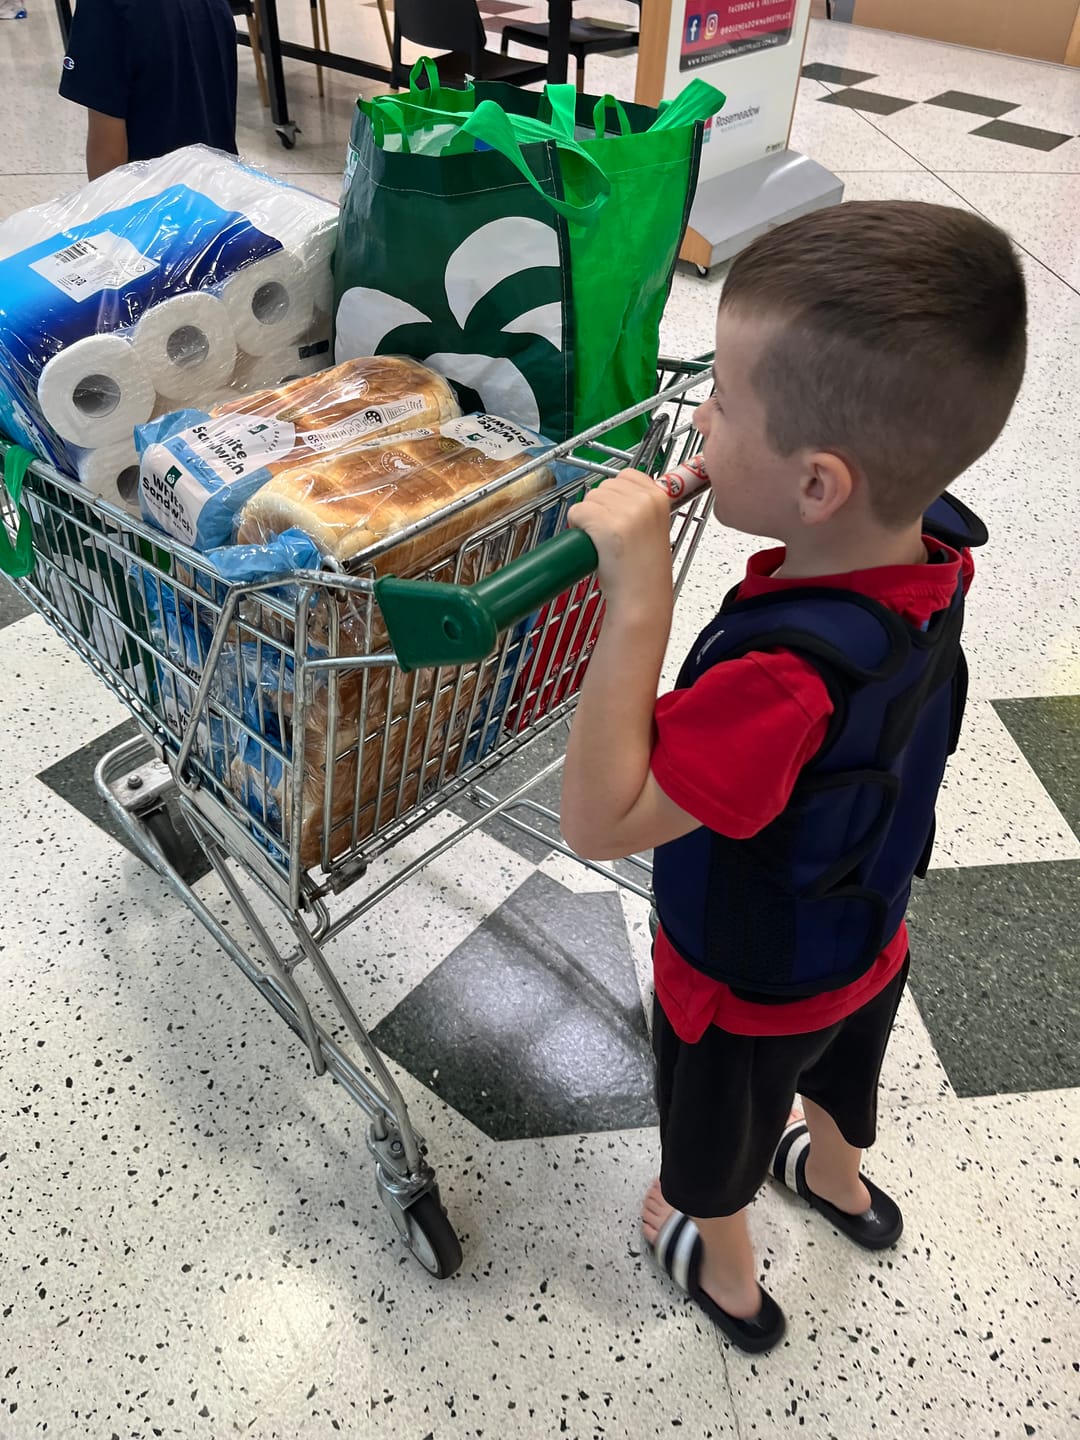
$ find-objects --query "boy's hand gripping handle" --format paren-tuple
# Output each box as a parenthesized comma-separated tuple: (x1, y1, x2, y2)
(374, 423, 709, 672)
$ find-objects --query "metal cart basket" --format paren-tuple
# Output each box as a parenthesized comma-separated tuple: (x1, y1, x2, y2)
(0, 357, 713, 1278)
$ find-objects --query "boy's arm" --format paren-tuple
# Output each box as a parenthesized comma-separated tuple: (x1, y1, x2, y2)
(86, 110, 128, 182)
(560, 471, 700, 861)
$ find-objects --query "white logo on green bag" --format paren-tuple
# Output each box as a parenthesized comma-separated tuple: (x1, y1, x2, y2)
(336, 217, 563, 431)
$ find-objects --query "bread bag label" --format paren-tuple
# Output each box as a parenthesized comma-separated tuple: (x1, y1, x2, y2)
(139, 414, 297, 548)
(440, 413, 541, 461)
(302, 394, 428, 453)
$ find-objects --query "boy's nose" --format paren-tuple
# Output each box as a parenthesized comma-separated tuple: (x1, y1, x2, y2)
(692, 406, 709, 437)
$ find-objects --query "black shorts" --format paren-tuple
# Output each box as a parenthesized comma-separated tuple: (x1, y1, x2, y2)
(652, 958, 909, 1218)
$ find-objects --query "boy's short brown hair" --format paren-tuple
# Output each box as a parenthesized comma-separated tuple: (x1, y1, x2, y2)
(720, 201, 1027, 527)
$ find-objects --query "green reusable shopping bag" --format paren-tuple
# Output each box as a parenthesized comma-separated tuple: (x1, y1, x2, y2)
(0, 444, 35, 578)
(335, 64, 724, 446)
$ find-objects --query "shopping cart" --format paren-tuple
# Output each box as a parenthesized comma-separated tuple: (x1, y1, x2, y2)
(0, 357, 714, 1279)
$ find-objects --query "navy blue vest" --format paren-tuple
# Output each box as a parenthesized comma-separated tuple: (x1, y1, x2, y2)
(651, 492, 985, 1001)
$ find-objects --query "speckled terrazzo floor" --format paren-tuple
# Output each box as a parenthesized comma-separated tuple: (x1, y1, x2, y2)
(1, 6, 1079, 1439)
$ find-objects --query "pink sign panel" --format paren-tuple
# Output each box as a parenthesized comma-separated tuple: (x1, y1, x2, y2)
(680, 0, 797, 70)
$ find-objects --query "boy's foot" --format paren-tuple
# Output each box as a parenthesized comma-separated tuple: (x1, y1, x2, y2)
(771, 1113, 903, 1251)
(641, 1182, 786, 1355)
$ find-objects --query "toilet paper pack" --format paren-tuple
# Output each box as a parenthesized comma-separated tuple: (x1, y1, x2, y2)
(0, 148, 337, 492)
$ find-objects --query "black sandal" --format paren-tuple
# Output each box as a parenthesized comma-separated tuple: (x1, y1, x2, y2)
(651, 1210, 786, 1354)
(771, 1120, 903, 1251)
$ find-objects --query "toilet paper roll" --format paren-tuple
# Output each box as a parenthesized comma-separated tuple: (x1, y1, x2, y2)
(132, 292, 238, 402)
(77, 440, 143, 518)
(219, 250, 315, 356)
(233, 335, 331, 393)
(296, 227, 336, 319)
(37, 335, 156, 449)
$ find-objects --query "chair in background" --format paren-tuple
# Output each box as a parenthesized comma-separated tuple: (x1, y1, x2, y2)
(230, 0, 270, 109)
(393, 0, 549, 89)
(311, 1, 393, 98)
(310, 0, 330, 96)
(501, 1, 640, 94)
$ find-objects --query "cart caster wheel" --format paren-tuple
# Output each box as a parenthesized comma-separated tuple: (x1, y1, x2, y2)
(696, 264, 710, 279)
(276, 125, 298, 150)
(382, 1189, 463, 1279)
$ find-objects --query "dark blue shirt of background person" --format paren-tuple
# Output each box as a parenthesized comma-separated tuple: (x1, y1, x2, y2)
(59, 0, 239, 180)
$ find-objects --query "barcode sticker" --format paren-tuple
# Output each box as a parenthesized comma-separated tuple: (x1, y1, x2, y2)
(30, 231, 158, 299)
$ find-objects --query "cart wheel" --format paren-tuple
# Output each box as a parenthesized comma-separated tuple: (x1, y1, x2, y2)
(696, 264, 709, 279)
(276, 124, 298, 150)
(383, 1189, 463, 1279)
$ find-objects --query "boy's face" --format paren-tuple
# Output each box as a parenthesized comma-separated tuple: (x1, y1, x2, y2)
(693, 308, 803, 541)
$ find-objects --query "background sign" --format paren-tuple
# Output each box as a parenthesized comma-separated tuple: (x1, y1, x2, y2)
(638, 0, 812, 184)
(681, 1, 798, 70)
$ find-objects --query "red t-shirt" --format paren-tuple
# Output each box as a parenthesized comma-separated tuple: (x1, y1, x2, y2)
(650, 539, 973, 1042)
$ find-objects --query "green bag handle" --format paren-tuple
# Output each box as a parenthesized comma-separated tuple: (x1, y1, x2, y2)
(542, 83, 579, 139)
(593, 94, 633, 139)
(371, 95, 612, 223)
(371, 102, 413, 153)
(371, 88, 477, 159)
(0, 445, 35, 579)
(374, 418, 673, 672)
(408, 56, 443, 95)
(652, 76, 727, 132)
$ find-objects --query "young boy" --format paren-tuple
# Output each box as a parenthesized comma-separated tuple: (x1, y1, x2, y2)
(560, 201, 1026, 1353)
(59, 0, 238, 181)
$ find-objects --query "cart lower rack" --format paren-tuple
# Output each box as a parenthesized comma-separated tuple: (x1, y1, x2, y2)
(1, 358, 714, 1277)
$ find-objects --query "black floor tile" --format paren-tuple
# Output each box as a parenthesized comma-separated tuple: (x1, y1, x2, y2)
(970, 119, 1074, 152)
(801, 62, 878, 87)
(0, 575, 33, 630)
(906, 860, 1080, 1098)
(925, 90, 1018, 118)
(819, 88, 916, 116)
(994, 696, 1080, 841)
(372, 871, 656, 1141)
(37, 719, 213, 882)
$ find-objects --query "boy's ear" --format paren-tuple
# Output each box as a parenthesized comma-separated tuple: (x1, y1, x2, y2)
(799, 449, 857, 526)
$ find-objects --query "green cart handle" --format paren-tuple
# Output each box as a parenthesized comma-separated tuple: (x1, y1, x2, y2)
(376, 526, 601, 672)
(375, 418, 680, 672)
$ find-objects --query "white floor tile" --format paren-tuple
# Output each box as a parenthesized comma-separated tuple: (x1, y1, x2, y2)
(833, 168, 976, 205)
(0, 10, 86, 175)
(805, 16, 1080, 122)
(363, 1100, 743, 1439)
(944, 172, 1080, 291)
(2, 10, 1080, 1438)
(725, 1088, 1080, 1440)
(0, 172, 85, 223)
(932, 702, 1080, 869)
(948, 264, 1080, 702)
(286, 171, 346, 205)
(0, 613, 131, 787)
(790, 78, 926, 172)
(873, 101, 1080, 175)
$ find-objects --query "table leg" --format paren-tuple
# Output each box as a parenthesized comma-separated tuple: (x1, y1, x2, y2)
(547, 0, 572, 84)
(253, 0, 296, 144)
